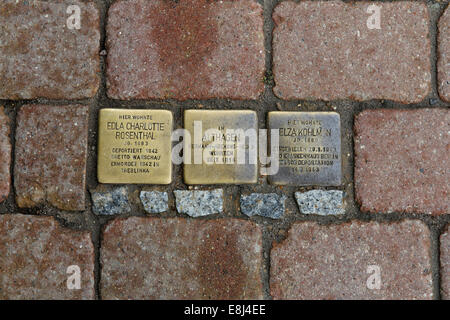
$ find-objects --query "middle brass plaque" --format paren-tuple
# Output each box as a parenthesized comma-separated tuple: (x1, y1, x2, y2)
(97, 109, 172, 184)
(184, 110, 258, 184)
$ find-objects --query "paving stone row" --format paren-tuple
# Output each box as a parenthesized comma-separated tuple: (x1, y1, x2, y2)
(87, 188, 347, 218)
(3, 106, 447, 216)
(1, 214, 447, 300)
(0, 0, 449, 101)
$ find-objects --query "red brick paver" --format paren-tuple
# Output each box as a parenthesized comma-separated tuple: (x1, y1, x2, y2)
(354, 109, 449, 215)
(106, 0, 265, 100)
(438, 5, 450, 102)
(0, 0, 100, 99)
(14, 105, 89, 211)
(272, 1, 431, 103)
(270, 221, 433, 300)
(0, 107, 11, 203)
(441, 226, 450, 300)
(0, 214, 95, 299)
(101, 218, 263, 299)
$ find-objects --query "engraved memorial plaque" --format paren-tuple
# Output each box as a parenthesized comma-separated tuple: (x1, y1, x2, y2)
(268, 112, 341, 186)
(184, 110, 258, 184)
(98, 109, 172, 184)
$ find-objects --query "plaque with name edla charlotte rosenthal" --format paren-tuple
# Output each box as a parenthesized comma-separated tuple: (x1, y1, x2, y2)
(97, 109, 172, 184)
(268, 111, 341, 186)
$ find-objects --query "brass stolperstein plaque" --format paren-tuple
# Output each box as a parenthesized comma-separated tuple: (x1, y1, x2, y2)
(97, 109, 172, 184)
(268, 111, 341, 186)
(184, 110, 258, 185)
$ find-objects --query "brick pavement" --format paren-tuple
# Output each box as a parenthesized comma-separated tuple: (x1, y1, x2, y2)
(101, 218, 263, 299)
(0, 0, 100, 99)
(0, 214, 95, 299)
(354, 109, 449, 215)
(272, 1, 431, 103)
(0, 0, 448, 300)
(14, 105, 89, 211)
(270, 220, 433, 300)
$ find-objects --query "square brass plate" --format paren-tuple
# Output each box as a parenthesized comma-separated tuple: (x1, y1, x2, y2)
(183, 110, 258, 184)
(268, 111, 341, 186)
(98, 109, 172, 184)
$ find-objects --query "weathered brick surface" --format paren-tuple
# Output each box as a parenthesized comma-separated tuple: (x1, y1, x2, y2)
(101, 218, 263, 299)
(271, 221, 433, 300)
(438, 5, 450, 102)
(441, 226, 450, 300)
(0, 214, 95, 299)
(15, 105, 89, 211)
(0, 0, 100, 99)
(272, 1, 431, 103)
(355, 109, 449, 215)
(106, 0, 265, 100)
(0, 107, 11, 203)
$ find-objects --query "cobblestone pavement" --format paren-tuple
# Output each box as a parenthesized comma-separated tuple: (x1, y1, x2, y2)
(0, 0, 449, 300)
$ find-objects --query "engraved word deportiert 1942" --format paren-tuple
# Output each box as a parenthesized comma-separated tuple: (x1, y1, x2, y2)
(268, 111, 341, 186)
(97, 109, 172, 184)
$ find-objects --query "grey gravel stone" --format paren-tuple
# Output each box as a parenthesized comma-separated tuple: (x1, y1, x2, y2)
(429, 98, 439, 106)
(295, 190, 344, 215)
(140, 191, 169, 214)
(240, 193, 286, 219)
(174, 189, 223, 217)
(91, 186, 131, 215)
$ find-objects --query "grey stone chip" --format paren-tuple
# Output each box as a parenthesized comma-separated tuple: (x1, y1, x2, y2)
(240, 193, 287, 219)
(91, 186, 131, 215)
(174, 189, 223, 217)
(295, 190, 344, 215)
(140, 191, 169, 214)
